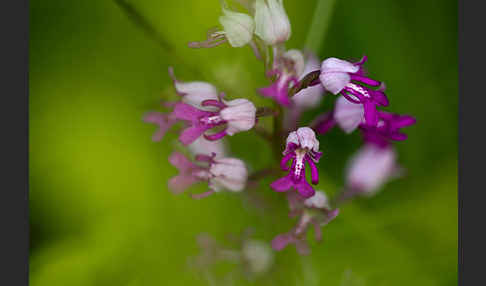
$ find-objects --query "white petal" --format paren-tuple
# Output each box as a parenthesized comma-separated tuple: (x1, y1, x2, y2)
(296, 127, 319, 152)
(292, 85, 324, 109)
(187, 136, 227, 158)
(219, 9, 255, 47)
(210, 157, 248, 192)
(320, 57, 359, 74)
(176, 81, 219, 110)
(334, 96, 364, 133)
(346, 145, 396, 194)
(319, 71, 350, 94)
(254, 0, 291, 45)
(220, 99, 256, 135)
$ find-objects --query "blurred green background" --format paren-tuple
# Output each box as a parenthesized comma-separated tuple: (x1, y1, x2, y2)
(29, 0, 457, 285)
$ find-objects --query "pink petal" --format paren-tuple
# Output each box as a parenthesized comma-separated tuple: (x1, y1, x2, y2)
(270, 176, 293, 192)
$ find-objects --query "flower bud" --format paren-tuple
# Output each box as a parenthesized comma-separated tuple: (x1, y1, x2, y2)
(242, 239, 274, 275)
(219, 8, 255, 47)
(254, 0, 291, 45)
(346, 145, 397, 194)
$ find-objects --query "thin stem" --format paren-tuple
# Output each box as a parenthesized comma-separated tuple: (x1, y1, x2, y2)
(248, 168, 280, 180)
(256, 106, 278, 117)
(253, 126, 273, 142)
(330, 187, 360, 207)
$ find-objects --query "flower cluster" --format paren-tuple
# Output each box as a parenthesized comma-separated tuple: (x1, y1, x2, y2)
(143, 0, 416, 262)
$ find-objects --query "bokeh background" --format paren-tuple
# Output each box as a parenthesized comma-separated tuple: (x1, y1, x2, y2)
(30, 0, 457, 285)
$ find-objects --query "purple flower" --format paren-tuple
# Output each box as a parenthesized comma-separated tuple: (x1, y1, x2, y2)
(346, 144, 400, 195)
(270, 127, 322, 198)
(142, 111, 177, 142)
(319, 56, 389, 126)
(168, 152, 248, 199)
(360, 111, 416, 147)
(259, 49, 304, 106)
(272, 191, 339, 255)
(171, 97, 256, 145)
(143, 68, 221, 141)
(314, 97, 416, 145)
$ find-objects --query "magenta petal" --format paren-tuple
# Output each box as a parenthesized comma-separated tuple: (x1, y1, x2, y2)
(258, 82, 291, 106)
(191, 190, 215, 199)
(295, 180, 315, 198)
(397, 115, 417, 127)
(201, 99, 226, 109)
(280, 152, 294, 171)
(169, 152, 195, 172)
(372, 90, 389, 106)
(195, 154, 214, 163)
(363, 102, 378, 126)
(143, 112, 173, 142)
(307, 158, 319, 185)
(270, 176, 293, 192)
(271, 233, 294, 251)
(203, 129, 227, 141)
(172, 102, 210, 122)
(313, 112, 336, 135)
(179, 125, 209, 145)
(350, 74, 381, 87)
(168, 175, 199, 194)
(389, 133, 408, 141)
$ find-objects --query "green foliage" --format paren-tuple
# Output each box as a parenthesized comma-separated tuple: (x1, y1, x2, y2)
(30, 0, 457, 285)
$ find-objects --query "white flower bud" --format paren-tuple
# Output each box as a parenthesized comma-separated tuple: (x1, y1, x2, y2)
(209, 157, 248, 192)
(242, 239, 274, 275)
(220, 99, 256, 135)
(219, 8, 255, 47)
(254, 0, 291, 45)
